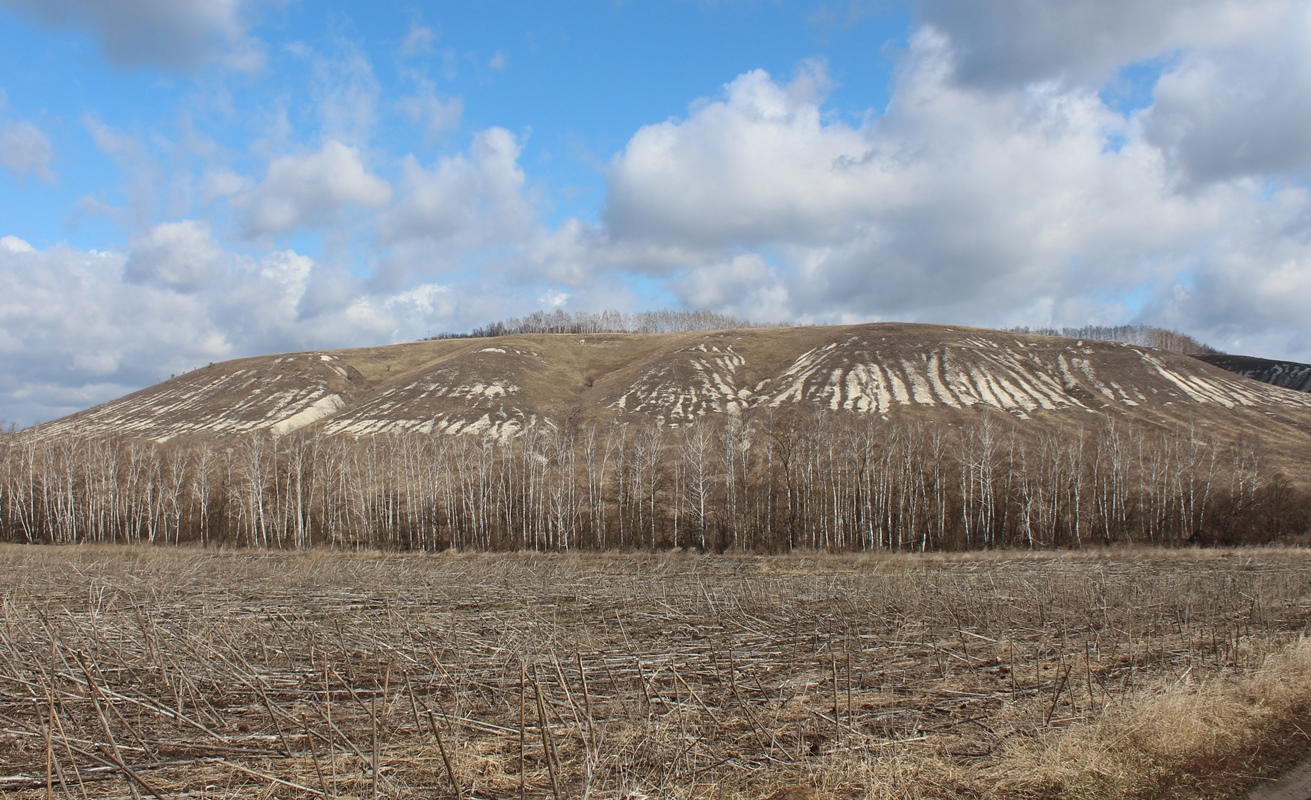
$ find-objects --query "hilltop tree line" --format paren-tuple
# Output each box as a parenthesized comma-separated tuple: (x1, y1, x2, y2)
(429, 309, 781, 340)
(1, 410, 1304, 552)
(429, 310, 1215, 360)
(1009, 324, 1218, 355)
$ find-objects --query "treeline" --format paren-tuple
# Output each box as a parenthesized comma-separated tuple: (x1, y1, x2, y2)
(432, 313, 1216, 362)
(2, 411, 1305, 552)
(429, 309, 779, 339)
(1011, 324, 1219, 355)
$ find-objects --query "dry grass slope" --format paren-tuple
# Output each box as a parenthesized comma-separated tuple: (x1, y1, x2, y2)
(35, 323, 1311, 444)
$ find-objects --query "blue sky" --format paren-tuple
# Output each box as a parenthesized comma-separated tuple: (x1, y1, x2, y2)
(1, 0, 1310, 425)
(0, 2, 908, 248)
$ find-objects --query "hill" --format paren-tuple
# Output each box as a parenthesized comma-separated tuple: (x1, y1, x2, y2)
(36, 322, 1311, 443)
(1194, 353, 1311, 394)
(11, 323, 1311, 553)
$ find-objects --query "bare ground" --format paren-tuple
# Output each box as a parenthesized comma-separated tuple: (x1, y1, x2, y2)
(1249, 758, 1311, 800)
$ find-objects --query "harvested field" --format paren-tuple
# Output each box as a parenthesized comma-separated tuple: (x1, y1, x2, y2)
(2, 546, 1311, 799)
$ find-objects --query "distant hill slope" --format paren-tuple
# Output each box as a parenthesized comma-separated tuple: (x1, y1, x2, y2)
(20, 322, 1311, 550)
(35, 324, 1311, 450)
(1194, 353, 1311, 394)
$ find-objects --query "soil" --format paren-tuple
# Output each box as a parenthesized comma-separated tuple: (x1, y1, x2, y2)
(1249, 758, 1311, 800)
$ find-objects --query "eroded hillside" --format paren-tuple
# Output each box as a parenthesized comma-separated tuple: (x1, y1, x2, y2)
(14, 323, 1311, 552)
(1196, 353, 1311, 394)
(36, 324, 1311, 444)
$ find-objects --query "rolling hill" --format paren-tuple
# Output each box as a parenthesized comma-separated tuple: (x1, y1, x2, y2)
(14, 322, 1311, 551)
(1194, 353, 1311, 394)
(34, 323, 1311, 466)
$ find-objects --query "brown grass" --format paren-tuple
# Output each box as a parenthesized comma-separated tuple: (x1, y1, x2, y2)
(1001, 636, 1311, 799)
(41, 323, 1311, 491)
(1, 544, 1309, 799)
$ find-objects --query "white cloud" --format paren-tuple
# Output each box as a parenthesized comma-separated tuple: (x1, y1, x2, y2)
(399, 82, 464, 144)
(1140, 7, 1311, 184)
(0, 235, 34, 253)
(378, 127, 534, 269)
(779, 35, 1225, 321)
(604, 61, 878, 249)
(1145, 185, 1311, 362)
(401, 23, 437, 57)
(537, 288, 567, 308)
(0, 234, 477, 425)
(292, 39, 381, 147)
(0, 0, 264, 72)
(236, 140, 392, 237)
(79, 114, 162, 226)
(124, 220, 223, 291)
(0, 118, 563, 424)
(672, 254, 791, 323)
(199, 165, 250, 203)
(917, 0, 1296, 89)
(528, 217, 721, 287)
(590, 26, 1299, 351)
(0, 121, 54, 181)
(0, 243, 212, 423)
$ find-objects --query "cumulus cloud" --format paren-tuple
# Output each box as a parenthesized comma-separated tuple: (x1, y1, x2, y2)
(123, 220, 223, 291)
(0, 0, 264, 72)
(590, 24, 1301, 345)
(0, 234, 34, 253)
(236, 140, 392, 237)
(672, 254, 792, 323)
(604, 61, 880, 249)
(1140, 7, 1311, 184)
(528, 218, 725, 288)
(918, 0, 1295, 89)
(0, 233, 490, 425)
(1145, 185, 1311, 361)
(376, 127, 535, 285)
(0, 121, 54, 181)
(0, 119, 561, 424)
(0, 242, 212, 424)
(787, 36, 1230, 321)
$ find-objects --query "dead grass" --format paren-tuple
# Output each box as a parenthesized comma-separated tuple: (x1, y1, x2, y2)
(999, 636, 1311, 800)
(1, 545, 1310, 799)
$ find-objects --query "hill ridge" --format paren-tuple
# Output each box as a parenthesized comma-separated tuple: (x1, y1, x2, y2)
(1195, 353, 1311, 394)
(32, 323, 1311, 447)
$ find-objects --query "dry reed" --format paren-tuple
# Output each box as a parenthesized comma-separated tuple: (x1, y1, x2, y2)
(0, 544, 1308, 798)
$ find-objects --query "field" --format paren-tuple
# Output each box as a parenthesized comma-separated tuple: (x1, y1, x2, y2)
(2, 546, 1311, 799)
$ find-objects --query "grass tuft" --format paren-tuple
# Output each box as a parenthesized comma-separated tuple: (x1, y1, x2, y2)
(998, 638, 1311, 800)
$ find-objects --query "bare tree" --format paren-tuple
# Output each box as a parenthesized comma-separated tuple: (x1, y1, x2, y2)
(679, 418, 713, 550)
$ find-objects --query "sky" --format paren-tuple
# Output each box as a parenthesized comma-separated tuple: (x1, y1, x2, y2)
(1, 1, 1310, 426)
